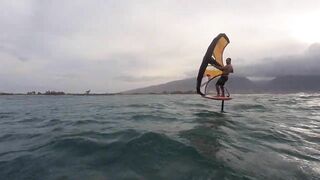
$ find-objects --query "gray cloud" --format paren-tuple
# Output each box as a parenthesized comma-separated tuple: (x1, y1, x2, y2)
(237, 43, 320, 77)
(116, 75, 167, 82)
(0, 45, 29, 61)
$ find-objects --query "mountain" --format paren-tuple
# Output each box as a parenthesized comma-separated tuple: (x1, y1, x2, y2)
(122, 75, 320, 94)
(123, 76, 256, 94)
(123, 78, 196, 94)
(264, 75, 320, 93)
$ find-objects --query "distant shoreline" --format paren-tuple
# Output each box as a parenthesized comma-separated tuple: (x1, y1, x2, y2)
(2, 75, 320, 96)
(1, 91, 319, 96)
(0, 93, 119, 96)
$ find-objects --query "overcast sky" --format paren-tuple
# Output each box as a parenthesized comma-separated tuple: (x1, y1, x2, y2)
(1, 0, 320, 93)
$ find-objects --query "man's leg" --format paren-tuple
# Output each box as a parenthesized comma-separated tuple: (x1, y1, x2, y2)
(221, 86, 225, 97)
(216, 77, 223, 96)
(216, 84, 220, 96)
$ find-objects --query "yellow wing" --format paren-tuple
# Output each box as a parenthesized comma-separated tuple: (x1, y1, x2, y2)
(205, 35, 229, 78)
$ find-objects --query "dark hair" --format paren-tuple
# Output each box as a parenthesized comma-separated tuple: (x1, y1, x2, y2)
(226, 58, 231, 64)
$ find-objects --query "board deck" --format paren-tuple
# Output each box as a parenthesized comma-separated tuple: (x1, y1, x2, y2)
(203, 95, 232, 101)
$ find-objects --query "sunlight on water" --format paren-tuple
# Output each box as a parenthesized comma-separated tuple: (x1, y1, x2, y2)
(305, 99, 320, 107)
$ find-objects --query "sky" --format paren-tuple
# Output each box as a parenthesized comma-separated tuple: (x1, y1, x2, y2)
(1, 0, 320, 93)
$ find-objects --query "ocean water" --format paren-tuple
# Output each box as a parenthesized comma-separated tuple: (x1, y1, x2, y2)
(0, 94, 319, 180)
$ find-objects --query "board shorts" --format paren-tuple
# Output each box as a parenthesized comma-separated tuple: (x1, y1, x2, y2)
(216, 75, 228, 86)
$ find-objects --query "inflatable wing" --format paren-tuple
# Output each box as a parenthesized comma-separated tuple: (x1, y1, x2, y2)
(196, 33, 230, 96)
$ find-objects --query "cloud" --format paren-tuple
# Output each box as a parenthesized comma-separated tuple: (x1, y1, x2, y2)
(1, 0, 320, 92)
(0, 45, 29, 62)
(237, 43, 320, 77)
(115, 75, 168, 82)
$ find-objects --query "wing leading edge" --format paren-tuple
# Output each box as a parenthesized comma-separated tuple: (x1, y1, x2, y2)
(196, 33, 230, 96)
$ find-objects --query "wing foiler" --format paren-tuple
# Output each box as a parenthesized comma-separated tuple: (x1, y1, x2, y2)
(196, 33, 230, 96)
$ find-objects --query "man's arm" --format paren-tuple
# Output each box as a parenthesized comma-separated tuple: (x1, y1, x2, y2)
(214, 64, 225, 71)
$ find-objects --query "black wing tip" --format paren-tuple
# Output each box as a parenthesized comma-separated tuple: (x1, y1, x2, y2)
(217, 33, 230, 43)
(196, 90, 205, 96)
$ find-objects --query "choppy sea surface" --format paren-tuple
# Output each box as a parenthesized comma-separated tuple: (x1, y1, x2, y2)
(0, 94, 319, 180)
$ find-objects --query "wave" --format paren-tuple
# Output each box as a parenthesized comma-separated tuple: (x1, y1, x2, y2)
(0, 112, 15, 119)
(131, 114, 178, 121)
(126, 103, 168, 109)
(17, 117, 43, 123)
(0, 130, 241, 179)
(173, 101, 212, 108)
(71, 119, 110, 126)
(297, 93, 320, 99)
(0, 133, 42, 142)
(1, 94, 319, 179)
(193, 110, 226, 118)
(232, 103, 268, 111)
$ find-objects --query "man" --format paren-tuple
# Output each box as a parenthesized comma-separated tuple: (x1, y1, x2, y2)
(214, 58, 233, 97)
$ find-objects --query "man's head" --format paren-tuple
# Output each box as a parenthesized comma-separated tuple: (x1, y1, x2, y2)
(226, 58, 231, 64)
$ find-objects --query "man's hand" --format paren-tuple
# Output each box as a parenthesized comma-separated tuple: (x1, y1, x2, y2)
(213, 64, 224, 70)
